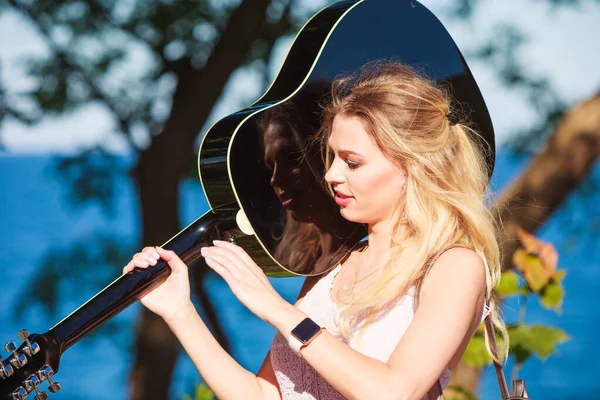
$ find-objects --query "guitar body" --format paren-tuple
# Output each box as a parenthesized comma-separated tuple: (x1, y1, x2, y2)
(0, 1, 494, 398)
(199, 0, 494, 276)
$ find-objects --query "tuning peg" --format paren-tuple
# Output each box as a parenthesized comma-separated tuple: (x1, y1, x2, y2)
(48, 382, 61, 393)
(18, 329, 40, 357)
(39, 365, 61, 393)
(25, 373, 48, 400)
(0, 355, 15, 379)
(9, 386, 27, 400)
(4, 341, 27, 369)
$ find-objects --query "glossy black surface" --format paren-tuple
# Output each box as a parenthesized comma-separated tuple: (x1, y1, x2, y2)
(199, 1, 358, 208)
(48, 208, 243, 350)
(201, 0, 495, 276)
(0, 209, 245, 398)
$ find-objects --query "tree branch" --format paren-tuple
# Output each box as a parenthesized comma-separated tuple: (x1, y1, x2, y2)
(493, 92, 600, 270)
(6, 0, 134, 143)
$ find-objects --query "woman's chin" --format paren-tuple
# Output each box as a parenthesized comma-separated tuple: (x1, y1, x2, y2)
(339, 207, 361, 223)
(341, 208, 380, 226)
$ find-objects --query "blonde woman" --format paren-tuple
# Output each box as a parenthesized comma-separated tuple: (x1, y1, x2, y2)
(124, 61, 507, 400)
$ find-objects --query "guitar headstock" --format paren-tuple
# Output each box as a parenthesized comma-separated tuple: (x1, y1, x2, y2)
(0, 330, 62, 400)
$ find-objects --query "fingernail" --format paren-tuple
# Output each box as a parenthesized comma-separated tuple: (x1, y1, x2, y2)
(149, 259, 157, 266)
(213, 240, 222, 245)
(201, 247, 208, 256)
(205, 257, 213, 263)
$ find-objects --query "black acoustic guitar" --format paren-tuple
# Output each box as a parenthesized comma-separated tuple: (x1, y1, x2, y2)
(0, 0, 495, 398)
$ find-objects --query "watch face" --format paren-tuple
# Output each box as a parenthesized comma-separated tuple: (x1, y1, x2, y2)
(291, 318, 322, 343)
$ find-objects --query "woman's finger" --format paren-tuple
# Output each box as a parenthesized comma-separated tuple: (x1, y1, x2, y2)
(213, 240, 256, 267)
(204, 256, 236, 283)
(140, 247, 159, 265)
(201, 249, 245, 280)
(211, 241, 266, 279)
(202, 246, 247, 268)
(142, 247, 160, 260)
(124, 247, 160, 273)
(123, 261, 134, 274)
(155, 246, 188, 274)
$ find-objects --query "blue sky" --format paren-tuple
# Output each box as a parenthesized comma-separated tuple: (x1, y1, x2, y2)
(1, 0, 599, 153)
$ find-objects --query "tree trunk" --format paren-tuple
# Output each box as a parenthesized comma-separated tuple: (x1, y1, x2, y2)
(450, 92, 600, 396)
(129, 1, 274, 399)
(494, 92, 600, 271)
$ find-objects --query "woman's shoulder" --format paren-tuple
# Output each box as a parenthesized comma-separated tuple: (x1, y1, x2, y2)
(421, 247, 487, 300)
(433, 246, 486, 276)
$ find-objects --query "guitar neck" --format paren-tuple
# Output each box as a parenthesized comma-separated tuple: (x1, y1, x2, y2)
(46, 208, 239, 351)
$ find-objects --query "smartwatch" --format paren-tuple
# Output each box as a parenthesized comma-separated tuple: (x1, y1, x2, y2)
(289, 318, 324, 354)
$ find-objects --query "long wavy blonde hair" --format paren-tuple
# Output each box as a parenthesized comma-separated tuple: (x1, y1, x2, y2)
(320, 60, 508, 362)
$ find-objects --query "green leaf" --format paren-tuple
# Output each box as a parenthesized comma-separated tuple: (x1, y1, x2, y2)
(553, 269, 567, 282)
(509, 324, 569, 363)
(540, 280, 564, 313)
(461, 335, 492, 368)
(497, 270, 528, 298)
(194, 383, 215, 400)
(513, 250, 553, 292)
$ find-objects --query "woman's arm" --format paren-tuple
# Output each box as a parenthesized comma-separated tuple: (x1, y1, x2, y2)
(166, 303, 281, 400)
(125, 247, 281, 400)
(241, 246, 487, 400)
(166, 269, 321, 400)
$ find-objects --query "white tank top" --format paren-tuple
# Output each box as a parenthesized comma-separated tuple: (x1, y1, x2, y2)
(270, 263, 490, 399)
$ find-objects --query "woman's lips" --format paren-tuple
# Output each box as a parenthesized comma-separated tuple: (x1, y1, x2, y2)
(334, 193, 353, 207)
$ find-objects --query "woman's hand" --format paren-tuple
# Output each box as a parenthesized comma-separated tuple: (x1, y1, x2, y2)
(123, 246, 193, 324)
(201, 240, 291, 325)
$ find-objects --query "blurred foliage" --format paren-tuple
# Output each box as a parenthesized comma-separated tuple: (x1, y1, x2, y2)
(52, 148, 129, 216)
(182, 382, 215, 400)
(14, 233, 135, 343)
(1, 0, 323, 207)
(445, 1, 600, 157)
(2, 0, 315, 135)
(509, 324, 569, 364)
(460, 228, 569, 397)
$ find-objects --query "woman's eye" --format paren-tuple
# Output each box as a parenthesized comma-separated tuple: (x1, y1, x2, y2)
(345, 160, 360, 170)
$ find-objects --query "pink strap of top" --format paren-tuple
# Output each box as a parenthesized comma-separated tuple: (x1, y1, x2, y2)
(270, 264, 489, 399)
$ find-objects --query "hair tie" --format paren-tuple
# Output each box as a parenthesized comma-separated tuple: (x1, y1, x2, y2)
(446, 111, 459, 126)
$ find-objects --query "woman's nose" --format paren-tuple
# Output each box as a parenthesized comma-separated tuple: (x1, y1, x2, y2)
(324, 161, 343, 186)
(270, 162, 281, 187)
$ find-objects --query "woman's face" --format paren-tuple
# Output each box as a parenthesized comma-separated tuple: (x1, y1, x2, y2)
(263, 121, 331, 222)
(325, 115, 406, 225)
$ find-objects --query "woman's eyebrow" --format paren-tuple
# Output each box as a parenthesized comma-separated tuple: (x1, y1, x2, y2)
(327, 140, 363, 158)
(338, 149, 364, 158)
